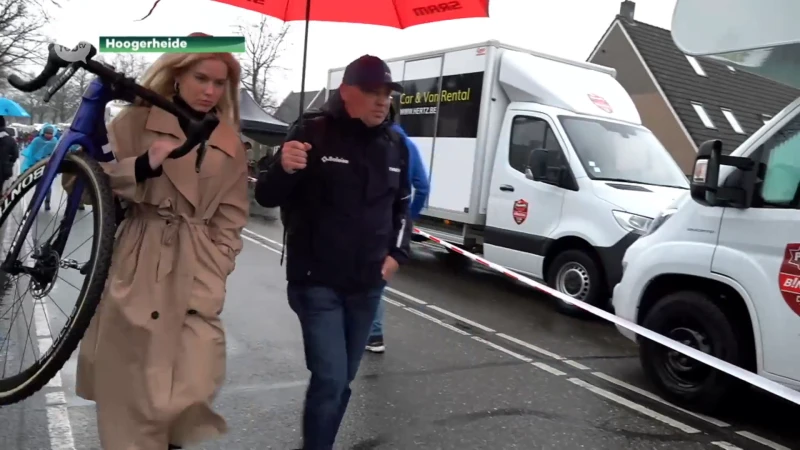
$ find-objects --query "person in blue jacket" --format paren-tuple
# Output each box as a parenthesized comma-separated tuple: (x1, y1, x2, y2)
(21, 123, 59, 210)
(366, 104, 430, 353)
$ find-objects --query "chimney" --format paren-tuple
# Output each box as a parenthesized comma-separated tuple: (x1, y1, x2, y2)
(620, 0, 635, 20)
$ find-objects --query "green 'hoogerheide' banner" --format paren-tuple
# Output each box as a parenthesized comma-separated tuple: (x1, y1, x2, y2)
(99, 36, 245, 53)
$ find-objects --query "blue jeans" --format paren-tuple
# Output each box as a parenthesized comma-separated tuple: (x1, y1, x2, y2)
(369, 288, 385, 337)
(287, 283, 383, 450)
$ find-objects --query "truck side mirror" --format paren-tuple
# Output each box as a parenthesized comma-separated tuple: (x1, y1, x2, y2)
(691, 139, 757, 207)
(526, 148, 564, 185)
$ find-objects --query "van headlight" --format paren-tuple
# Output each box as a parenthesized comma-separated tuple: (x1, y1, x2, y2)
(612, 210, 653, 235)
(645, 207, 677, 235)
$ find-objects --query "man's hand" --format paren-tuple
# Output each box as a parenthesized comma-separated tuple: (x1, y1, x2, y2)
(381, 255, 399, 281)
(147, 139, 175, 170)
(281, 140, 312, 174)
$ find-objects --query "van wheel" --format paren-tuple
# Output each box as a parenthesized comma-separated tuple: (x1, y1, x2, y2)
(639, 290, 742, 413)
(444, 247, 471, 271)
(546, 249, 606, 316)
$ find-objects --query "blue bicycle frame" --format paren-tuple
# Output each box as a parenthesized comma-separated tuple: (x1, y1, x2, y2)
(2, 77, 116, 268)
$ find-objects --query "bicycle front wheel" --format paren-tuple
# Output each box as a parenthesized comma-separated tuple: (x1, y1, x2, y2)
(0, 150, 116, 406)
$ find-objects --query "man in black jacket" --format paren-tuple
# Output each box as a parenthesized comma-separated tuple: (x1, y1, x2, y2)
(0, 117, 18, 188)
(255, 55, 411, 450)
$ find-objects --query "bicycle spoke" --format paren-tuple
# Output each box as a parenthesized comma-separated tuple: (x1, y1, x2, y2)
(44, 292, 69, 320)
(1, 283, 32, 378)
(16, 295, 38, 373)
(56, 274, 83, 293)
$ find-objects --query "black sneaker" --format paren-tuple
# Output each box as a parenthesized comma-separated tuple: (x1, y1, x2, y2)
(366, 335, 384, 353)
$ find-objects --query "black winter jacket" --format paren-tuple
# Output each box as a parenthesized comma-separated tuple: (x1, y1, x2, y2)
(0, 129, 18, 181)
(255, 97, 412, 291)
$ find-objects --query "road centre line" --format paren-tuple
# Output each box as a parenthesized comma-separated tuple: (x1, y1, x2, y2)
(9, 194, 77, 450)
(242, 228, 784, 449)
(591, 371, 730, 428)
(735, 431, 791, 450)
(568, 377, 701, 434)
(712, 443, 744, 450)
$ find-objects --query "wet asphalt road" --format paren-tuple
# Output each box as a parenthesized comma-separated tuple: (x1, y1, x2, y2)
(1, 193, 799, 449)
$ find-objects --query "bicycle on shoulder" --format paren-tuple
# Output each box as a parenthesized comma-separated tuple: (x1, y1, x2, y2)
(0, 41, 220, 406)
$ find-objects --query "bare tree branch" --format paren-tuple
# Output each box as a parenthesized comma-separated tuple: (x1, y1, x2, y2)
(0, 0, 66, 86)
(234, 17, 290, 112)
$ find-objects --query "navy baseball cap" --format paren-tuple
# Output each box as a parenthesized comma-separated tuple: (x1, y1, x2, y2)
(342, 55, 403, 93)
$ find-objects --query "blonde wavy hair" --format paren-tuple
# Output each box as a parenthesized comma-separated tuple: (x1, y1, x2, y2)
(116, 51, 241, 128)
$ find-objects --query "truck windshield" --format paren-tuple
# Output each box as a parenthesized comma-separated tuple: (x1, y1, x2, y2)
(559, 116, 689, 189)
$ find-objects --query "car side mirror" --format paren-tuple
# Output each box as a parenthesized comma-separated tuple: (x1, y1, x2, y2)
(691, 139, 756, 207)
(526, 148, 564, 185)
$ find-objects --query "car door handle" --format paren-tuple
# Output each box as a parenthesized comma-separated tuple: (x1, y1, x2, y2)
(499, 184, 514, 192)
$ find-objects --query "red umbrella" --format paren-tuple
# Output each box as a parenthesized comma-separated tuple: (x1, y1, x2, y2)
(215, 0, 491, 120)
(139, 0, 489, 119)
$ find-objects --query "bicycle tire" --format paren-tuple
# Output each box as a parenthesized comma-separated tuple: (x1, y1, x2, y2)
(0, 150, 116, 406)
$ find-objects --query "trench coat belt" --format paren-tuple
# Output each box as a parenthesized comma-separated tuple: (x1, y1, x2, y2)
(134, 204, 209, 281)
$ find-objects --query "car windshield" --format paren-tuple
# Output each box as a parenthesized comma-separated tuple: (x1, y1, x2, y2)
(558, 116, 689, 189)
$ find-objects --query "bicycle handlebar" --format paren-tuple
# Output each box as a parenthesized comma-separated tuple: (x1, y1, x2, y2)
(7, 42, 220, 172)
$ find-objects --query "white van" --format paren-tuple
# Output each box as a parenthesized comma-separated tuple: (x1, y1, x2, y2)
(327, 41, 689, 315)
(612, 0, 800, 411)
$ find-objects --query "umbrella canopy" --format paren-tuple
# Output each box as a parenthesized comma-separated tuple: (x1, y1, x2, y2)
(212, 0, 490, 119)
(0, 97, 30, 118)
(213, 0, 490, 28)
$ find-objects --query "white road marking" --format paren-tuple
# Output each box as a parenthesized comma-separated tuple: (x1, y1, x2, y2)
(425, 304, 496, 333)
(496, 332, 565, 360)
(242, 227, 787, 448)
(382, 297, 404, 307)
(242, 228, 283, 247)
(34, 301, 51, 338)
(711, 442, 743, 450)
(384, 286, 427, 305)
(533, 362, 567, 376)
(568, 377, 701, 434)
(563, 359, 590, 370)
(5, 192, 76, 449)
(472, 336, 532, 362)
(45, 403, 76, 450)
(735, 431, 791, 450)
(37, 300, 75, 449)
(591, 371, 730, 428)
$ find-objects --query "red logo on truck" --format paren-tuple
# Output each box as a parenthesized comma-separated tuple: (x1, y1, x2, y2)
(778, 243, 800, 317)
(513, 199, 528, 225)
(588, 94, 613, 113)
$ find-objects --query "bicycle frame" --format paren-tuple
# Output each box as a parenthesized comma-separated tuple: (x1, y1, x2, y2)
(1, 77, 116, 270)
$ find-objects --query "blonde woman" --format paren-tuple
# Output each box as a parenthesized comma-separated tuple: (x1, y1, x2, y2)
(74, 34, 249, 450)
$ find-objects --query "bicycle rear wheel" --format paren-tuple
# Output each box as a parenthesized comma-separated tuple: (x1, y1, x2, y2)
(0, 150, 115, 406)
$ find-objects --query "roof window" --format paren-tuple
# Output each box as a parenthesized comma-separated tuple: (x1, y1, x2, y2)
(721, 108, 744, 134)
(686, 55, 706, 76)
(691, 103, 715, 128)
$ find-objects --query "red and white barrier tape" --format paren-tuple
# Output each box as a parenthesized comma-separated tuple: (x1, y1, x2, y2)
(247, 175, 800, 405)
(412, 227, 800, 406)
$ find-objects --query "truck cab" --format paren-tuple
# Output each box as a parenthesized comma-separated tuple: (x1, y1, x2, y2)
(612, 0, 800, 411)
(484, 96, 688, 315)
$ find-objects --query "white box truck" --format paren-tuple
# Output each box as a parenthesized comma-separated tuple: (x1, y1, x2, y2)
(326, 41, 689, 315)
(612, 0, 800, 412)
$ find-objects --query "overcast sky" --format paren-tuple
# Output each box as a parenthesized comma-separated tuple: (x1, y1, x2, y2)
(41, 0, 677, 104)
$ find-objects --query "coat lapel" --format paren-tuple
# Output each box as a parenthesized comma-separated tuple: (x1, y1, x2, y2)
(143, 107, 241, 210)
(144, 107, 199, 209)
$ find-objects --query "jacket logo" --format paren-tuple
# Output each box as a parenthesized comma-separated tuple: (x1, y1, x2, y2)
(389, 167, 400, 173)
(321, 156, 349, 164)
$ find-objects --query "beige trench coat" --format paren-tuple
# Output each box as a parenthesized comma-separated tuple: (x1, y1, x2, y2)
(75, 105, 249, 450)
